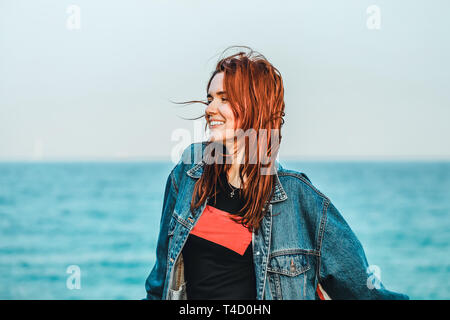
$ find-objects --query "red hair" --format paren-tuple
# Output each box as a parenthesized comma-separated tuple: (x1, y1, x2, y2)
(175, 46, 285, 232)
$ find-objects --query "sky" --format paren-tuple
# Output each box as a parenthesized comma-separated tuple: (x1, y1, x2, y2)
(0, 0, 449, 162)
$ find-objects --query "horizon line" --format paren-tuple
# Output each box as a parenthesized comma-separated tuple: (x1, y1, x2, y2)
(0, 155, 449, 163)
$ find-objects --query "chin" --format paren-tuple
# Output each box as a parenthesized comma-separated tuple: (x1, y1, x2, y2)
(209, 138, 225, 145)
(208, 132, 224, 142)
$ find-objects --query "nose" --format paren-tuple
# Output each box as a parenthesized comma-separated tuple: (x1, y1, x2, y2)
(205, 100, 218, 120)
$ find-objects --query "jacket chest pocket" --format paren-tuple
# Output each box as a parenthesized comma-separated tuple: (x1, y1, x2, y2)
(267, 252, 311, 300)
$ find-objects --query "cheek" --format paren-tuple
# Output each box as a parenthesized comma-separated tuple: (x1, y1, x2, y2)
(220, 105, 236, 127)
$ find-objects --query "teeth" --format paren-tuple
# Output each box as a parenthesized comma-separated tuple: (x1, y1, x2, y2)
(210, 121, 225, 126)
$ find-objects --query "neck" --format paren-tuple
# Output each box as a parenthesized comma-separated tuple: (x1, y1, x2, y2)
(225, 141, 247, 188)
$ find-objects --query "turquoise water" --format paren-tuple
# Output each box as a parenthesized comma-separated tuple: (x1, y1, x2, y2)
(0, 161, 448, 299)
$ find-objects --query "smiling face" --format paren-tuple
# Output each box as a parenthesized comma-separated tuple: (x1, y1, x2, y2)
(205, 72, 238, 146)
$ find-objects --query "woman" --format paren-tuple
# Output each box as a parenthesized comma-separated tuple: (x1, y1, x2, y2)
(144, 46, 409, 300)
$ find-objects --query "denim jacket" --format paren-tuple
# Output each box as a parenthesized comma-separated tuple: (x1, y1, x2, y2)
(144, 142, 409, 300)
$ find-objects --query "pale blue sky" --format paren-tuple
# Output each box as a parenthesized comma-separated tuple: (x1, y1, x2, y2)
(1, 0, 449, 161)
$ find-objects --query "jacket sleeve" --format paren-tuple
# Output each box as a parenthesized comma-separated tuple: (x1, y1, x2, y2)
(143, 169, 178, 300)
(318, 201, 409, 300)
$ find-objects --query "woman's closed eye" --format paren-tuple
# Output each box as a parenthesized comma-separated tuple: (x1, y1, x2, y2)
(206, 97, 228, 105)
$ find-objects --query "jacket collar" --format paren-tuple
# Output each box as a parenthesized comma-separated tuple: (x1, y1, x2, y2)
(186, 158, 288, 204)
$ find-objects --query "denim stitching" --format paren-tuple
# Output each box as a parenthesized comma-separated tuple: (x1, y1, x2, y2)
(269, 248, 319, 258)
(278, 171, 330, 202)
(260, 204, 272, 299)
(267, 272, 280, 300)
(170, 170, 179, 195)
(267, 264, 311, 277)
(303, 273, 307, 299)
(274, 273, 282, 299)
(172, 210, 190, 229)
(316, 200, 330, 285)
(186, 161, 204, 178)
(167, 218, 176, 236)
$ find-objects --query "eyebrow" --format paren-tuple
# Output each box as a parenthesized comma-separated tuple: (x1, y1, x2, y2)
(207, 91, 227, 97)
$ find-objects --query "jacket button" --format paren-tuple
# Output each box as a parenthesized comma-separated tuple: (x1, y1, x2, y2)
(169, 258, 174, 263)
(290, 259, 296, 272)
(256, 251, 260, 255)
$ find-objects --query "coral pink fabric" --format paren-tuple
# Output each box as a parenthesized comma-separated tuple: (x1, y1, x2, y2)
(190, 205, 252, 256)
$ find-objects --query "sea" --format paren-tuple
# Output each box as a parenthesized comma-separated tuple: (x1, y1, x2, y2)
(0, 161, 448, 300)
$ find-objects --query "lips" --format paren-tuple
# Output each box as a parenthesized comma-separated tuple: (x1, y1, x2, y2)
(209, 119, 225, 128)
(209, 122, 224, 129)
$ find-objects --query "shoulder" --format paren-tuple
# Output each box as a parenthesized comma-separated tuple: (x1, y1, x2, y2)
(276, 163, 331, 204)
(179, 141, 208, 165)
(169, 142, 206, 191)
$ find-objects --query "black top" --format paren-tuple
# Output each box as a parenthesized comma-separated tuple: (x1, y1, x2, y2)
(181, 171, 256, 300)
